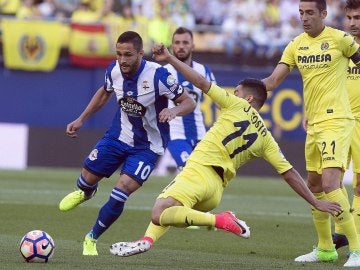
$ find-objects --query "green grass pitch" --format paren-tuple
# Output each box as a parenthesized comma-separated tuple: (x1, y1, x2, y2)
(0, 168, 350, 269)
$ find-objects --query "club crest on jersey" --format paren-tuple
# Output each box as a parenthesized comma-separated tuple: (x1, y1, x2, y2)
(142, 80, 150, 91)
(320, 42, 329, 50)
(89, 149, 98, 161)
(119, 96, 146, 117)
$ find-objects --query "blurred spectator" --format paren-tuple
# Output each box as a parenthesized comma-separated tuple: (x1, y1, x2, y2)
(38, 0, 57, 18)
(238, 0, 265, 23)
(264, 0, 280, 25)
(70, 0, 99, 23)
(1, 0, 354, 65)
(279, 0, 298, 24)
(247, 16, 267, 58)
(112, 0, 131, 14)
(168, 0, 195, 29)
(208, 0, 228, 26)
(132, 0, 156, 18)
(53, 0, 79, 18)
(279, 15, 302, 45)
(130, 4, 151, 52)
(325, 0, 344, 29)
(100, 0, 120, 24)
(16, 0, 41, 19)
(189, 0, 212, 26)
(86, 0, 104, 14)
(148, 8, 176, 47)
(221, 13, 255, 58)
(118, 4, 136, 32)
(0, 0, 21, 16)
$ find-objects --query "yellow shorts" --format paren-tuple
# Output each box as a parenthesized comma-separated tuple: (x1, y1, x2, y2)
(157, 160, 224, 212)
(350, 119, 360, 188)
(305, 118, 354, 174)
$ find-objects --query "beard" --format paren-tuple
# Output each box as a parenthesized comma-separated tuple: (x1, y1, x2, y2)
(174, 51, 191, 62)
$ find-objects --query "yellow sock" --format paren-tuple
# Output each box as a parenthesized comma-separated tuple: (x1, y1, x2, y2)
(143, 222, 169, 243)
(334, 185, 349, 235)
(159, 206, 215, 227)
(352, 195, 360, 235)
(312, 192, 333, 250)
(327, 189, 360, 250)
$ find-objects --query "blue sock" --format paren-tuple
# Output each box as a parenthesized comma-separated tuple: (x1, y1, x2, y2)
(90, 187, 128, 239)
(77, 174, 98, 197)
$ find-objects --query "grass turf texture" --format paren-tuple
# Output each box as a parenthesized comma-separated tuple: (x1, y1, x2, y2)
(0, 168, 350, 270)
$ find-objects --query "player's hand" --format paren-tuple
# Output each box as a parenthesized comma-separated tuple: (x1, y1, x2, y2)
(66, 119, 83, 138)
(159, 108, 176, 123)
(314, 199, 342, 215)
(152, 44, 171, 62)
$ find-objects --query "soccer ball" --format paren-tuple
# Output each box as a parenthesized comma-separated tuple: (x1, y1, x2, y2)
(19, 230, 55, 263)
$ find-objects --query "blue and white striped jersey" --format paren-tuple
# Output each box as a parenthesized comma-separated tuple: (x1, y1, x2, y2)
(103, 59, 184, 155)
(164, 61, 216, 143)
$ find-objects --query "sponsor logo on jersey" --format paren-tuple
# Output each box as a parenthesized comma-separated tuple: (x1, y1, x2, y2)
(323, 156, 335, 162)
(348, 65, 360, 75)
(347, 64, 360, 80)
(298, 46, 309, 50)
(119, 97, 146, 117)
(298, 54, 331, 63)
(89, 149, 98, 161)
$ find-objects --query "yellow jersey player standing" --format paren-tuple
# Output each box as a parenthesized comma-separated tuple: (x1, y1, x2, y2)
(109, 44, 341, 257)
(332, 0, 360, 251)
(262, 0, 360, 267)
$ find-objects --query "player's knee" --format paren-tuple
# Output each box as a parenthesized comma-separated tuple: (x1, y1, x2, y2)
(150, 208, 163, 225)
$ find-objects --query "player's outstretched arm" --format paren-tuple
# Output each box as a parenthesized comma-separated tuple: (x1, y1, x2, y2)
(152, 44, 211, 93)
(262, 63, 290, 92)
(281, 168, 342, 214)
(66, 86, 112, 138)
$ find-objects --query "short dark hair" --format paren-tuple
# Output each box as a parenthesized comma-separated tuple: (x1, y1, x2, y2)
(117, 31, 143, 52)
(300, 0, 327, 11)
(238, 78, 267, 108)
(345, 0, 360, 10)
(172, 27, 193, 40)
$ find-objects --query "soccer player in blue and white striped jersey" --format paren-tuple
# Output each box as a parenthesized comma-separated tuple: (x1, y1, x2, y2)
(164, 27, 217, 171)
(58, 31, 195, 256)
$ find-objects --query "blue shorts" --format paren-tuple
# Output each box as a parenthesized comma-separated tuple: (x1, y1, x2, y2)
(167, 139, 198, 168)
(84, 137, 160, 184)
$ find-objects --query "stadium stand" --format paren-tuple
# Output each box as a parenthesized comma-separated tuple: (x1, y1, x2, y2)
(0, 0, 348, 67)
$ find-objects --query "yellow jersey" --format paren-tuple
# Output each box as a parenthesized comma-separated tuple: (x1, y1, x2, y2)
(187, 84, 293, 186)
(280, 26, 359, 125)
(347, 59, 360, 119)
